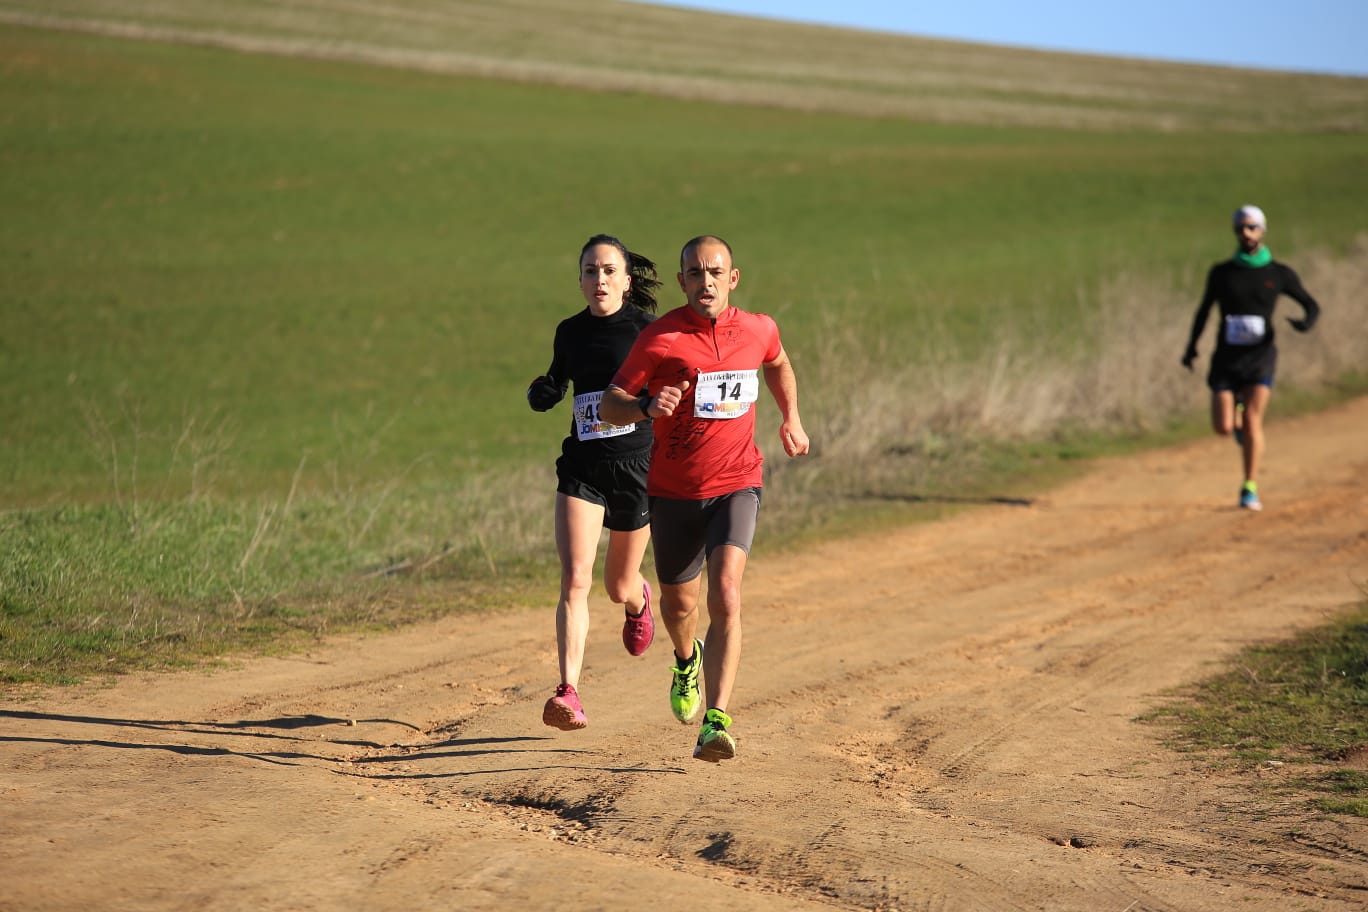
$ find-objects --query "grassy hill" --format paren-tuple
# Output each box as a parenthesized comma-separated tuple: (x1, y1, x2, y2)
(2, 3, 1366, 681)
(4, 0, 1366, 131)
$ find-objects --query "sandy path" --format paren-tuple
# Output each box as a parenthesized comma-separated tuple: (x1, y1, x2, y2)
(4, 398, 1367, 911)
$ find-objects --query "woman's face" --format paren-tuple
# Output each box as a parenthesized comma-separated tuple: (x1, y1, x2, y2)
(580, 244, 630, 316)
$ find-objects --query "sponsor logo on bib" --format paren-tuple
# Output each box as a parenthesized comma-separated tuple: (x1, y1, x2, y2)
(574, 390, 634, 440)
(694, 369, 760, 420)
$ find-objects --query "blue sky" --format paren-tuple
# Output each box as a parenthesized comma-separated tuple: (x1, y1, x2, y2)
(645, 0, 1368, 78)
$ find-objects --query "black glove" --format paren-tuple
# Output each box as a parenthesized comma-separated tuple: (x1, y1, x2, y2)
(1286, 316, 1312, 333)
(526, 375, 563, 412)
(1181, 347, 1197, 371)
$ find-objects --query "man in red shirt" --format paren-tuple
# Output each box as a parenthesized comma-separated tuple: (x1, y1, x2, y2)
(601, 235, 810, 762)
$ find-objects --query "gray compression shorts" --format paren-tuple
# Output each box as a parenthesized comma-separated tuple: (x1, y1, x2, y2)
(649, 487, 761, 585)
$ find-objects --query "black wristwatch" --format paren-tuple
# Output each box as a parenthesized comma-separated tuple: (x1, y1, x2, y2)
(638, 395, 654, 419)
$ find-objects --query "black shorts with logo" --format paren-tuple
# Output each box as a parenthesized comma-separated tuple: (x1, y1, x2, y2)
(555, 448, 651, 532)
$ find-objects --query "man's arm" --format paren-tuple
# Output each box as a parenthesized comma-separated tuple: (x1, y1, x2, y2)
(601, 381, 692, 426)
(762, 346, 810, 457)
(1183, 270, 1218, 370)
(600, 385, 652, 426)
(1281, 264, 1320, 332)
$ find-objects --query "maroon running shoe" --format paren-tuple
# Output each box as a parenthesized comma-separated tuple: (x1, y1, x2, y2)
(542, 683, 587, 731)
(622, 580, 655, 656)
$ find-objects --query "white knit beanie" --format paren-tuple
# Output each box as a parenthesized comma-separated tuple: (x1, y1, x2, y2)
(1233, 205, 1266, 228)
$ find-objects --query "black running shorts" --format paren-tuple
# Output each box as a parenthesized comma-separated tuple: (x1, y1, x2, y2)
(555, 451, 650, 532)
(1208, 350, 1276, 392)
(1207, 365, 1275, 392)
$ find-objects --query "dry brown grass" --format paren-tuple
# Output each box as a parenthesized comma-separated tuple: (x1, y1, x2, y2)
(5, 0, 1365, 131)
(753, 237, 1368, 511)
(460, 242, 1368, 559)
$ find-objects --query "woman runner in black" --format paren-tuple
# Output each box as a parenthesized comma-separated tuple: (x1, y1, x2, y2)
(528, 235, 660, 730)
(1182, 205, 1320, 511)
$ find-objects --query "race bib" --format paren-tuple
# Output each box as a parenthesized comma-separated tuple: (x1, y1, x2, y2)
(1223, 314, 1267, 346)
(693, 369, 760, 419)
(574, 390, 634, 441)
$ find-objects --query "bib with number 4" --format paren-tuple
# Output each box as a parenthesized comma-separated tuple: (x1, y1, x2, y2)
(574, 390, 634, 441)
(694, 369, 760, 419)
(1223, 314, 1266, 346)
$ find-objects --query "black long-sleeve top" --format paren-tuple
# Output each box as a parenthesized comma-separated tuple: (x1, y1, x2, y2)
(1185, 257, 1319, 377)
(539, 306, 655, 458)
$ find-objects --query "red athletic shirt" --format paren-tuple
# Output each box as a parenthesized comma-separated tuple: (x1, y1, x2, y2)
(612, 304, 782, 500)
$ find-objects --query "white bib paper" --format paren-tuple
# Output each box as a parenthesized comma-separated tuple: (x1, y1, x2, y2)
(1223, 314, 1267, 346)
(574, 390, 634, 441)
(693, 369, 760, 420)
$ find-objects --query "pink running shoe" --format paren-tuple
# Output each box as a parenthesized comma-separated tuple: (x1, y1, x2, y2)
(622, 580, 655, 656)
(542, 683, 587, 731)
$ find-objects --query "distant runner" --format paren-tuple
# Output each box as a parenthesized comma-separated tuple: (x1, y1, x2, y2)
(528, 235, 660, 731)
(1182, 205, 1320, 511)
(600, 235, 810, 762)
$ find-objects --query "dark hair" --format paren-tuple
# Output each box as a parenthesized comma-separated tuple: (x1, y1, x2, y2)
(679, 234, 734, 271)
(580, 234, 660, 313)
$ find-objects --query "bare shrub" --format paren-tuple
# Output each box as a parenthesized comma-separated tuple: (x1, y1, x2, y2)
(369, 239, 1365, 566)
(21, 245, 1362, 614)
(1277, 237, 1368, 389)
(756, 237, 1368, 522)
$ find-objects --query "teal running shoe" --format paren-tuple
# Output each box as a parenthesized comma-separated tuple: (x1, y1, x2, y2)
(1239, 482, 1262, 511)
(693, 708, 736, 763)
(669, 639, 703, 723)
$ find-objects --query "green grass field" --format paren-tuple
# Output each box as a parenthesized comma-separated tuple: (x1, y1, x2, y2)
(5, 25, 1365, 502)
(10, 0, 1367, 132)
(2, 14, 1368, 684)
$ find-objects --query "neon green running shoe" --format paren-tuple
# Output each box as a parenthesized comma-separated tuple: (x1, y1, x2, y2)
(669, 639, 703, 723)
(693, 708, 736, 763)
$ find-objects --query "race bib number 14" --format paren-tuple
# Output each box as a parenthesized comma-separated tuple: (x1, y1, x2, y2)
(574, 390, 634, 441)
(694, 369, 760, 419)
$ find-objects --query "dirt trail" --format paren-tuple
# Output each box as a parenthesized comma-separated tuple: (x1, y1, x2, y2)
(4, 398, 1367, 911)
